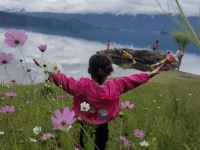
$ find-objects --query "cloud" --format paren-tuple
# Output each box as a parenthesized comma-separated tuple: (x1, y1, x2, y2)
(0, 0, 199, 16)
(0, 28, 200, 84)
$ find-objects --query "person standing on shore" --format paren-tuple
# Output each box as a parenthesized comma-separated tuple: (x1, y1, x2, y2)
(152, 40, 159, 52)
(106, 40, 112, 50)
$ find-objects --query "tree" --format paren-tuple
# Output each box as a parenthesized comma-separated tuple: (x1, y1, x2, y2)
(172, 31, 191, 70)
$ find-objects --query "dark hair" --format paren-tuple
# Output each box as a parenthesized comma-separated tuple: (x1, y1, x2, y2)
(88, 53, 113, 85)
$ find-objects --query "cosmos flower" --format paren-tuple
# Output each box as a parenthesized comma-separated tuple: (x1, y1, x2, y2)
(40, 133, 54, 141)
(46, 63, 61, 74)
(74, 146, 80, 150)
(133, 129, 145, 139)
(35, 58, 61, 74)
(4, 29, 28, 48)
(140, 140, 149, 147)
(33, 126, 41, 135)
(5, 92, 17, 98)
(120, 136, 132, 149)
(80, 102, 90, 112)
(0, 52, 14, 65)
(121, 101, 135, 109)
(38, 44, 47, 52)
(0, 105, 15, 113)
(51, 107, 76, 130)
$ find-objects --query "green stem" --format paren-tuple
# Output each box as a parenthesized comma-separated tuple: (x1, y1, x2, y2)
(4, 64, 10, 83)
(80, 125, 100, 150)
(18, 47, 33, 83)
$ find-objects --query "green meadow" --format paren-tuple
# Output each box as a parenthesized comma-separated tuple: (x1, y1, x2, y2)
(0, 70, 200, 150)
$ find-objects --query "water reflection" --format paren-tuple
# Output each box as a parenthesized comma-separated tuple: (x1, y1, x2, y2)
(0, 28, 200, 84)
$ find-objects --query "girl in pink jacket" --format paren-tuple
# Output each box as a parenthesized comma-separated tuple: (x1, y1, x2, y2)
(49, 53, 163, 150)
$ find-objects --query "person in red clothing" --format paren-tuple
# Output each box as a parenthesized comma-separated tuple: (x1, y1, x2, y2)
(34, 53, 165, 150)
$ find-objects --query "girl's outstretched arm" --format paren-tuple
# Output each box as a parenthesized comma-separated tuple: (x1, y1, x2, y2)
(113, 64, 164, 94)
(49, 73, 81, 96)
(33, 58, 81, 96)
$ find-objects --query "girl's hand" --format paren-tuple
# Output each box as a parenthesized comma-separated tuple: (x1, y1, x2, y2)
(148, 63, 165, 78)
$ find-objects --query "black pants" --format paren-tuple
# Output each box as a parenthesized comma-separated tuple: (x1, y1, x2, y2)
(80, 122, 109, 150)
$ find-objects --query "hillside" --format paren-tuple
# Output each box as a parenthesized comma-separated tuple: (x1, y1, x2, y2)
(0, 11, 96, 33)
(0, 71, 200, 149)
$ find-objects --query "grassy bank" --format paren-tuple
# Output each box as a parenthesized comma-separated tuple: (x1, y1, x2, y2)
(0, 70, 200, 150)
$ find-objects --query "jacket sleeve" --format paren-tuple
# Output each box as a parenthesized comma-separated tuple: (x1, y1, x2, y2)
(112, 72, 150, 94)
(49, 73, 81, 96)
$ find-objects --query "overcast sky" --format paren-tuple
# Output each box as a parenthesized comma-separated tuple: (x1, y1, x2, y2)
(0, 0, 200, 16)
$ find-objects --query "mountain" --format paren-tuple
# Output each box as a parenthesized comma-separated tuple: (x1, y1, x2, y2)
(0, 11, 96, 33)
(0, 11, 199, 54)
(21, 12, 199, 31)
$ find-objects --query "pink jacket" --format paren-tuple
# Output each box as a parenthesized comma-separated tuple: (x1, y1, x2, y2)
(50, 72, 150, 125)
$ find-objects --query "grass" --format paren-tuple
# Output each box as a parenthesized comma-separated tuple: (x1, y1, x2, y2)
(0, 70, 200, 150)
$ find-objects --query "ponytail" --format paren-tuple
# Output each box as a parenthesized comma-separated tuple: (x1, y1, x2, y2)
(88, 54, 113, 85)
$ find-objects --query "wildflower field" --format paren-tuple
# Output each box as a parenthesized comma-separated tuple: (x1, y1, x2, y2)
(0, 70, 200, 150)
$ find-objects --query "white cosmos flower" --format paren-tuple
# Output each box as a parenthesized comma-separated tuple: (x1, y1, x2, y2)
(30, 138, 37, 143)
(140, 140, 149, 147)
(0, 131, 4, 135)
(80, 102, 90, 112)
(46, 62, 61, 74)
(38, 58, 61, 74)
(33, 126, 41, 135)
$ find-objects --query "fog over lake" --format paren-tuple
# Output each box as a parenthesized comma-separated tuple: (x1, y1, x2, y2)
(0, 29, 200, 84)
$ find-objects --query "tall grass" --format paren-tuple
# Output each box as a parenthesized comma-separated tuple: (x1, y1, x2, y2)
(1, 71, 200, 150)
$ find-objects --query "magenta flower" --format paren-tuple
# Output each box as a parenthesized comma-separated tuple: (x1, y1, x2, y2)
(38, 44, 47, 52)
(0, 52, 14, 65)
(0, 105, 15, 113)
(74, 146, 80, 150)
(133, 129, 145, 139)
(4, 29, 28, 48)
(120, 136, 132, 149)
(51, 107, 76, 130)
(121, 101, 135, 109)
(40, 133, 54, 141)
(5, 92, 17, 98)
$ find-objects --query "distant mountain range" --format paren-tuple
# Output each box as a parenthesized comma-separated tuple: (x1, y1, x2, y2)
(21, 12, 199, 31)
(0, 11, 199, 54)
(0, 11, 96, 33)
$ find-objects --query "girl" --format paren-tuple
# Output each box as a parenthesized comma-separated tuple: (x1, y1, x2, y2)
(35, 53, 164, 150)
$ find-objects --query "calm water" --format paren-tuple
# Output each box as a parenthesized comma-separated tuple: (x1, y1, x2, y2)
(0, 28, 200, 84)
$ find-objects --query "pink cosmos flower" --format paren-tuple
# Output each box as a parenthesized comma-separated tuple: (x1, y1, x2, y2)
(121, 101, 135, 109)
(133, 129, 145, 139)
(4, 29, 28, 48)
(40, 133, 54, 141)
(51, 107, 76, 130)
(0, 105, 15, 113)
(0, 52, 14, 65)
(120, 136, 132, 149)
(74, 147, 80, 150)
(5, 92, 17, 98)
(38, 44, 47, 52)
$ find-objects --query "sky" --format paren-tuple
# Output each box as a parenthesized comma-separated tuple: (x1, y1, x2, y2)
(0, 0, 200, 16)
